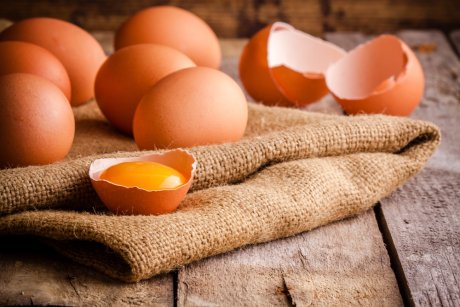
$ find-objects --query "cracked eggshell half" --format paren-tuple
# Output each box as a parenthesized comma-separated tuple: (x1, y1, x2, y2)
(267, 22, 346, 107)
(89, 149, 197, 215)
(239, 22, 345, 107)
(239, 25, 291, 106)
(326, 35, 424, 116)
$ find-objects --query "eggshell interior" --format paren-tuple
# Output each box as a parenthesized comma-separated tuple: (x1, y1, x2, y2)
(266, 22, 346, 106)
(268, 22, 346, 74)
(326, 34, 424, 116)
(326, 35, 406, 100)
(90, 149, 197, 215)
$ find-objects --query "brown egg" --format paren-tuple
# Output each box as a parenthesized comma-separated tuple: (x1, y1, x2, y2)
(133, 67, 248, 150)
(115, 6, 221, 68)
(0, 73, 75, 167)
(0, 41, 71, 100)
(95, 44, 196, 135)
(0, 18, 106, 106)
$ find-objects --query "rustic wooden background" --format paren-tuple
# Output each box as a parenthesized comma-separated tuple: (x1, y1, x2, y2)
(0, 0, 459, 37)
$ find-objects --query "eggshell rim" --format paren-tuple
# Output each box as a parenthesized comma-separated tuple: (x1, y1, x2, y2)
(325, 34, 415, 101)
(267, 22, 346, 75)
(265, 22, 346, 106)
(89, 149, 197, 193)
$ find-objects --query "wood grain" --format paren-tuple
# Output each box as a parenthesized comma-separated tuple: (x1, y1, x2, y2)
(0, 236, 173, 306)
(178, 211, 402, 306)
(325, 0, 460, 34)
(378, 30, 460, 306)
(1, 0, 460, 37)
(0, 0, 323, 36)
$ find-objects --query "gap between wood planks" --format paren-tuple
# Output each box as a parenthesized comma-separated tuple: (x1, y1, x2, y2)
(325, 29, 460, 307)
(374, 203, 413, 307)
(378, 30, 460, 307)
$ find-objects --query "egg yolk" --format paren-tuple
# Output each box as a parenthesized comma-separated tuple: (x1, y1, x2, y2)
(99, 161, 186, 190)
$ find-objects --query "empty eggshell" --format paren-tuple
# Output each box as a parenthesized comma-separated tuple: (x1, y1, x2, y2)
(0, 18, 106, 106)
(326, 35, 424, 116)
(89, 149, 197, 215)
(0, 41, 71, 100)
(239, 22, 345, 107)
(267, 22, 346, 106)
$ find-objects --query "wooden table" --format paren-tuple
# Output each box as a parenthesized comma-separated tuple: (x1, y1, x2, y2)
(1, 30, 459, 306)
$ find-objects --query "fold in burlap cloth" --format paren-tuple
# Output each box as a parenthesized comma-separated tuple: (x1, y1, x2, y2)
(0, 102, 440, 282)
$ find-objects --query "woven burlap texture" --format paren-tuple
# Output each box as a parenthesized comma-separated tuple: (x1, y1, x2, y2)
(0, 102, 440, 282)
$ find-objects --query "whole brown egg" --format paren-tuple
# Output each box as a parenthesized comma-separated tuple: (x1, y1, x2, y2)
(95, 44, 195, 135)
(0, 41, 71, 100)
(0, 74, 75, 167)
(133, 67, 248, 149)
(0, 18, 106, 106)
(114, 6, 221, 68)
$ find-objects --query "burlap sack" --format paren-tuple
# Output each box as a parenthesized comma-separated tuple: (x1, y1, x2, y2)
(0, 101, 440, 282)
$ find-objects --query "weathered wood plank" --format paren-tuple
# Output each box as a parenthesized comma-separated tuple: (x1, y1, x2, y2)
(177, 35, 402, 306)
(178, 211, 402, 306)
(379, 169, 460, 307)
(0, 0, 323, 36)
(0, 236, 174, 306)
(379, 30, 460, 306)
(1, 0, 460, 37)
(325, 0, 460, 34)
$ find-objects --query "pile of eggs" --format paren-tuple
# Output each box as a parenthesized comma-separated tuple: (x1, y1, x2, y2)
(0, 18, 107, 167)
(0, 6, 248, 168)
(97, 5, 247, 149)
(0, 8, 424, 215)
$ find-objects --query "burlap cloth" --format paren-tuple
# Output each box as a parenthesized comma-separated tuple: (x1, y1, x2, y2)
(0, 101, 440, 282)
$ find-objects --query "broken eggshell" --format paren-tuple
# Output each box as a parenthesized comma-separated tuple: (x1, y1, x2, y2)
(267, 22, 346, 107)
(89, 149, 197, 215)
(239, 25, 291, 106)
(326, 35, 424, 116)
(239, 22, 346, 107)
